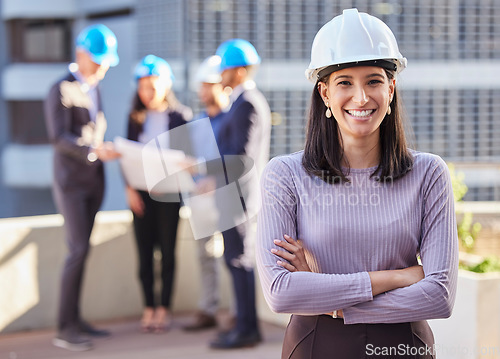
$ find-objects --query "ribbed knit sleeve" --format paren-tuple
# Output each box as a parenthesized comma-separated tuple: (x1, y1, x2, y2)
(256, 156, 373, 315)
(256, 151, 458, 323)
(342, 155, 458, 324)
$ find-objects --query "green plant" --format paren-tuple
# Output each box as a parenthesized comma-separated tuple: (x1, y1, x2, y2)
(448, 164, 482, 252)
(459, 256, 500, 273)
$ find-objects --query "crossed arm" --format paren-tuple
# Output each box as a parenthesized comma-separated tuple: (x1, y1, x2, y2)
(256, 156, 458, 324)
(271, 234, 425, 317)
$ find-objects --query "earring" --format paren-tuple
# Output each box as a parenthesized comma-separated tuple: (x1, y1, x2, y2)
(325, 102, 332, 118)
(386, 105, 392, 116)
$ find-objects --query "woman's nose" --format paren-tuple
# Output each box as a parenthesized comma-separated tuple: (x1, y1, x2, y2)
(352, 86, 369, 106)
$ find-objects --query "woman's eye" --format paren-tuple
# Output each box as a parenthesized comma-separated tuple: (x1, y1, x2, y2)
(368, 79, 382, 85)
(337, 81, 351, 86)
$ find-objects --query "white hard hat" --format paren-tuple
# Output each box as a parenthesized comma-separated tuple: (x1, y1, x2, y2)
(305, 8, 407, 83)
(195, 55, 222, 84)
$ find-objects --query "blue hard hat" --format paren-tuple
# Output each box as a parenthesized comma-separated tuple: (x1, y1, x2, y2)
(216, 39, 261, 71)
(76, 24, 119, 67)
(134, 55, 175, 82)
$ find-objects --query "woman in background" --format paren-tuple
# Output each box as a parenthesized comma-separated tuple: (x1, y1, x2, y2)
(125, 55, 192, 333)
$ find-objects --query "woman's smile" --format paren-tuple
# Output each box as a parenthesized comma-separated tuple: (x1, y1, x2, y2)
(345, 109, 376, 120)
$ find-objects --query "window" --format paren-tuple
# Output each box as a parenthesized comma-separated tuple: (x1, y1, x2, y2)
(403, 88, 500, 162)
(9, 19, 72, 63)
(9, 101, 48, 144)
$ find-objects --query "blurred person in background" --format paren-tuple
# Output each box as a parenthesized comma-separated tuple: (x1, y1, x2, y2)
(256, 9, 458, 358)
(125, 54, 192, 334)
(44, 24, 121, 351)
(182, 55, 230, 332)
(208, 39, 272, 349)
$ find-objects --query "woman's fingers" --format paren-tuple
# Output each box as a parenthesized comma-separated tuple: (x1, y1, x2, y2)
(131, 201, 144, 217)
(272, 235, 312, 272)
(277, 260, 297, 272)
(274, 239, 295, 252)
(271, 248, 295, 262)
(271, 247, 300, 272)
(127, 188, 145, 217)
(283, 234, 300, 246)
(274, 234, 302, 252)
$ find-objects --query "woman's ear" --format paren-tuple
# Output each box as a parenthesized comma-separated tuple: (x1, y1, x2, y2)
(388, 78, 396, 102)
(317, 81, 329, 104)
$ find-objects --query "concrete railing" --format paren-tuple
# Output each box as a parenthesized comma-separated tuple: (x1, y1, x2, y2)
(2, 202, 498, 341)
(0, 211, 289, 333)
(429, 270, 500, 359)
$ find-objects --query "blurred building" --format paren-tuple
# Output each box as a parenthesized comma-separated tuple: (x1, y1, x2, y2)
(1, 0, 499, 218)
(0, 0, 136, 217)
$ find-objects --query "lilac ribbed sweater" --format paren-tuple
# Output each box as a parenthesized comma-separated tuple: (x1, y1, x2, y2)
(256, 150, 458, 325)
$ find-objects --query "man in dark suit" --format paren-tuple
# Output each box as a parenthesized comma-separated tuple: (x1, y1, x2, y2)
(209, 39, 271, 349)
(44, 24, 121, 352)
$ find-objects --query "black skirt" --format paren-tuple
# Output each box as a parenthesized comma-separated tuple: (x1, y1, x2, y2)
(282, 315, 435, 359)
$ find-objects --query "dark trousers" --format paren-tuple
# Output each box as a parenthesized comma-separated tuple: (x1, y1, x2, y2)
(132, 191, 180, 308)
(222, 224, 258, 335)
(53, 183, 104, 332)
(282, 315, 435, 359)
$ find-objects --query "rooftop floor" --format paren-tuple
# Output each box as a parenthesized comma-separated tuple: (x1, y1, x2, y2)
(0, 312, 285, 359)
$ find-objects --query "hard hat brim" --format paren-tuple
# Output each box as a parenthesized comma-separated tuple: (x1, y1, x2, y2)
(90, 51, 120, 67)
(306, 57, 407, 83)
(316, 59, 398, 80)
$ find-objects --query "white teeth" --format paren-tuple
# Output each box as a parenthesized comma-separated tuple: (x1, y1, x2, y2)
(347, 109, 374, 117)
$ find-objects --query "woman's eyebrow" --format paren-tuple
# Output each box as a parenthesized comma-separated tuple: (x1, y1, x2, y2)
(333, 73, 385, 81)
(333, 75, 352, 81)
(366, 73, 386, 79)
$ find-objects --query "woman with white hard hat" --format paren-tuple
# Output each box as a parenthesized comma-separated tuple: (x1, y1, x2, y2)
(256, 8, 458, 358)
(125, 54, 193, 333)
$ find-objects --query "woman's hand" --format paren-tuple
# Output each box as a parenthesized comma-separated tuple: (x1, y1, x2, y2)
(272, 235, 344, 317)
(369, 265, 425, 296)
(126, 186, 145, 217)
(326, 310, 344, 318)
(271, 234, 312, 272)
(195, 176, 216, 194)
(177, 156, 198, 175)
(397, 265, 425, 287)
(95, 142, 121, 161)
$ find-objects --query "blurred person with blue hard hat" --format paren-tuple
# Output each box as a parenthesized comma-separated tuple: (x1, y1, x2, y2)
(207, 39, 271, 349)
(124, 54, 192, 334)
(44, 23, 121, 352)
(182, 55, 230, 332)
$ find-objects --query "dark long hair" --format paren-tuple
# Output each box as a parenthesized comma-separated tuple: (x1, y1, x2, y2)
(302, 69, 413, 184)
(129, 89, 180, 125)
